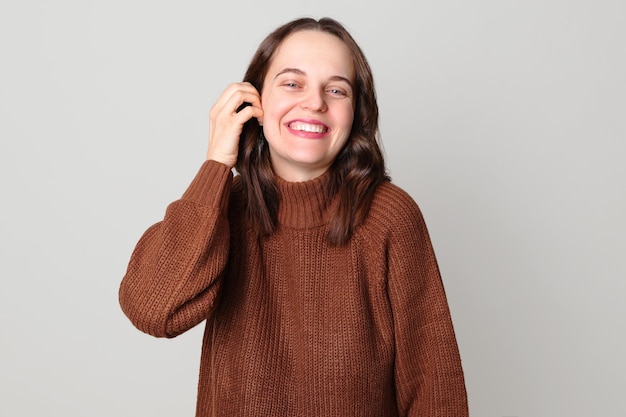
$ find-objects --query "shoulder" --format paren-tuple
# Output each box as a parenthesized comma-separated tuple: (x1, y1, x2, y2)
(367, 181, 426, 232)
(355, 181, 436, 264)
(354, 180, 436, 253)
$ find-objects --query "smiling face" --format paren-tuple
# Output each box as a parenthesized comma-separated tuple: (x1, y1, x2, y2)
(260, 30, 356, 182)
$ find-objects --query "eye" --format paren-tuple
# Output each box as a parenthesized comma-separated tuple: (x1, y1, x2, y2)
(327, 88, 348, 97)
(282, 81, 300, 89)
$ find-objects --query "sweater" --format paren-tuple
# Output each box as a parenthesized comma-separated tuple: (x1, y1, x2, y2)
(119, 160, 469, 417)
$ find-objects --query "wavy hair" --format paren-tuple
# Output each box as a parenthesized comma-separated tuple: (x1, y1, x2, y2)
(235, 17, 389, 245)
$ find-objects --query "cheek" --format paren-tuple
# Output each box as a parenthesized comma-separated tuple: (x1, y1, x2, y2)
(262, 108, 284, 130)
(261, 92, 291, 122)
(334, 110, 354, 142)
(337, 106, 355, 130)
(260, 97, 287, 141)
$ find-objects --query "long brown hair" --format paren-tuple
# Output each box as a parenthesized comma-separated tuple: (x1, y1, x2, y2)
(235, 17, 389, 245)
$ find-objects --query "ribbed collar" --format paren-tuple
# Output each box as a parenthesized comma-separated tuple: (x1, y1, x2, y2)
(275, 171, 334, 229)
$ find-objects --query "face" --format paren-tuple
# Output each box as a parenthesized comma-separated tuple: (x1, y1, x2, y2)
(260, 30, 356, 182)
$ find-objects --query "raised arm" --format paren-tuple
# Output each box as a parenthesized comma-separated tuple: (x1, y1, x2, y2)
(119, 160, 234, 338)
(119, 82, 263, 338)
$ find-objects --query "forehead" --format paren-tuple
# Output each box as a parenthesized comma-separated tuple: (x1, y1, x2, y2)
(268, 30, 355, 80)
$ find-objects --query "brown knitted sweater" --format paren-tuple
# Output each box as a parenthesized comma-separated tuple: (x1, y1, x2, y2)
(119, 160, 468, 417)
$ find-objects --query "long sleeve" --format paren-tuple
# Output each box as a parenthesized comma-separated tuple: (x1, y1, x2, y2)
(119, 160, 233, 338)
(387, 193, 469, 416)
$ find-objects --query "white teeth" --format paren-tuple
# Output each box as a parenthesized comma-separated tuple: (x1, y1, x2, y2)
(289, 122, 327, 133)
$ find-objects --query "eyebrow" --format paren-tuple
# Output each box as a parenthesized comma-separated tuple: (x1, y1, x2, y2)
(274, 67, 354, 89)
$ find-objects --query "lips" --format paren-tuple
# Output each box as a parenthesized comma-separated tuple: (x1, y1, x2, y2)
(287, 121, 329, 134)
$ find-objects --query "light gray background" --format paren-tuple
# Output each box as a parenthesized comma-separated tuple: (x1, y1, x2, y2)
(1, 1, 624, 416)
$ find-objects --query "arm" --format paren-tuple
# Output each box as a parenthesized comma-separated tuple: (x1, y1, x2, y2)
(119, 160, 233, 338)
(119, 82, 263, 338)
(387, 196, 469, 416)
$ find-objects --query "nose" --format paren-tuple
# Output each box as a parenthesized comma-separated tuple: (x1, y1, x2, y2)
(300, 88, 327, 112)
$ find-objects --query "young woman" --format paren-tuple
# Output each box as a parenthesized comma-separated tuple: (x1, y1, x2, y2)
(120, 17, 469, 417)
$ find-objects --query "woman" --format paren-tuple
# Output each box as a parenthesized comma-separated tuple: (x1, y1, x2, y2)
(120, 17, 469, 417)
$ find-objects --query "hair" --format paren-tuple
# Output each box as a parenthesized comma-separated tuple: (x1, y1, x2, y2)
(235, 17, 389, 245)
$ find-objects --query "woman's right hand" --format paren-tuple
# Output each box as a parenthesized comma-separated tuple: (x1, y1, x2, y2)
(206, 82, 263, 167)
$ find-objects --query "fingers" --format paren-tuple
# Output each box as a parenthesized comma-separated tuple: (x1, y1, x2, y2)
(206, 82, 263, 166)
(210, 82, 262, 121)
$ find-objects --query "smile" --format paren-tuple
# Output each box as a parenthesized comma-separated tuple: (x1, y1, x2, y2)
(287, 121, 329, 134)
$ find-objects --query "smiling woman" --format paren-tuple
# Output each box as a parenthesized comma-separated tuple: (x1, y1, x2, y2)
(260, 30, 355, 181)
(119, 16, 469, 417)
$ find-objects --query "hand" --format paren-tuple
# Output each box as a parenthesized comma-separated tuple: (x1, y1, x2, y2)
(206, 82, 263, 167)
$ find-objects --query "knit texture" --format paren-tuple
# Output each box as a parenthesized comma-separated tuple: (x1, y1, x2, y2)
(119, 160, 469, 417)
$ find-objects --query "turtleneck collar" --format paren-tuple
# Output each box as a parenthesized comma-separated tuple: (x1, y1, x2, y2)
(274, 171, 334, 229)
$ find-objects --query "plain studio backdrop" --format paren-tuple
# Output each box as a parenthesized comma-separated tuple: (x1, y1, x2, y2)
(1, 1, 624, 416)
